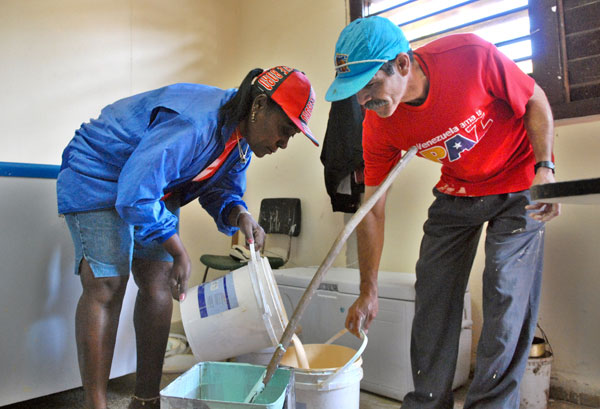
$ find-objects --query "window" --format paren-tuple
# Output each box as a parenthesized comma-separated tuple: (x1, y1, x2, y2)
(349, 0, 600, 120)
(529, 0, 600, 119)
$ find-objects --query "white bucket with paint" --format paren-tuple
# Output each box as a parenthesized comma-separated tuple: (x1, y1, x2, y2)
(520, 351, 553, 409)
(280, 329, 367, 409)
(180, 254, 288, 362)
(520, 325, 553, 409)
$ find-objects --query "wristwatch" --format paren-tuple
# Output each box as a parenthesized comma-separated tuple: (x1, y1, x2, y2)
(534, 161, 555, 174)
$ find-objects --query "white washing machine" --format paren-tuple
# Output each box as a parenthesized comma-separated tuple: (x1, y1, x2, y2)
(274, 267, 472, 401)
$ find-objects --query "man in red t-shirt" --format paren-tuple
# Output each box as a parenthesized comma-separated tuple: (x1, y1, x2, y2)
(326, 16, 560, 409)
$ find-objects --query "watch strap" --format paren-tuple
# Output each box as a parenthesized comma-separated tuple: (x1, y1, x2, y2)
(534, 161, 555, 174)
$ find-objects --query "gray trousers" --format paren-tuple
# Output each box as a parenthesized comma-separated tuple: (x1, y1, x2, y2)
(401, 189, 545, 409)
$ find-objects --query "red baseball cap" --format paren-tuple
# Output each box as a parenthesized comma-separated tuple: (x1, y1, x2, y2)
(254, 66, 318, 147)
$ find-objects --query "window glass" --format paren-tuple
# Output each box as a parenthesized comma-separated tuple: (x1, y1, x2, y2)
(365, 0, 532, 72)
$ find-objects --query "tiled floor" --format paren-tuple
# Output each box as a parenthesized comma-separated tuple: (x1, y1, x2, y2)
(359, 385, 590, 409)
(2, 372, 593, 409)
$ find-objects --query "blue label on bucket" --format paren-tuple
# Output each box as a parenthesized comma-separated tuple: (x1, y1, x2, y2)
(197, 272, 239, 318)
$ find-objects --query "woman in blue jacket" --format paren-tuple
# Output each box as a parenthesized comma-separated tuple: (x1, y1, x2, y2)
(56, 66, 317, 409)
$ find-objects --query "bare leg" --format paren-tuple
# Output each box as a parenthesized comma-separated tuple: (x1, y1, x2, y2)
(128, 258, 174, 409)
(76, 259, 129, 409)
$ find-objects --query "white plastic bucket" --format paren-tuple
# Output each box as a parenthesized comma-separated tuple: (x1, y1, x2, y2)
(180, 255, 288, 362)
(520, 352, 553, 409)
(280, 329, 367, 409)
(236, 346, 277, 366)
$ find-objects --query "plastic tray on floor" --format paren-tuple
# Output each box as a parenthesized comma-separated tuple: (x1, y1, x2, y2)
(160, 361, 294, 409)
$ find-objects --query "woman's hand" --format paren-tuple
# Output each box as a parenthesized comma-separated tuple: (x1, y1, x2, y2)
(237, 213, 266, 250)
(170, 253, 191, 301)
(229, 205, 266, 250)
(161, 234, 191, 301)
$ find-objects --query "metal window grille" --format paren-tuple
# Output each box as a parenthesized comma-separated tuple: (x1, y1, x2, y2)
(364, 0, 532, 73)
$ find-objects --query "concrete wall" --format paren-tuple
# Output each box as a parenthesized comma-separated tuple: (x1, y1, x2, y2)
(1, 0, 597, 399)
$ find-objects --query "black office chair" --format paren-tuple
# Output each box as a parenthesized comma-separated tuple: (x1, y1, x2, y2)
(200, 198, 301, 283)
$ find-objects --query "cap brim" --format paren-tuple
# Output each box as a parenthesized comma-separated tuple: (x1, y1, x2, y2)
(325, 63, 383, 102)
(291, 117, 319, 147)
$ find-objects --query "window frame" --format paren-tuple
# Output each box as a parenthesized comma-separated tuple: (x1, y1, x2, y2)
(350, 0, 600, 120)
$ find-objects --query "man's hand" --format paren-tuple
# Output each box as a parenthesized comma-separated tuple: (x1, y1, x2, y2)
(526, 168, 561, 222)
(345, 292, 379, 338)
(345, 186, 386, 339)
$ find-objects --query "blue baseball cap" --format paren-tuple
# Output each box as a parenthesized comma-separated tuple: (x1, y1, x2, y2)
(325, 16, 410, 102)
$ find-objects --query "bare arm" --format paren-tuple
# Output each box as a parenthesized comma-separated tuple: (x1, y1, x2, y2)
(345, 185, 387, 337)
(523, 83, 561, 222)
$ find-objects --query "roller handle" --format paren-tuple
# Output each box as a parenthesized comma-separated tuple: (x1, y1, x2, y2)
(263, 146, 418, 385)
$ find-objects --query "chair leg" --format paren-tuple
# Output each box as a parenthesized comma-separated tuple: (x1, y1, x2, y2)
(284, 234, 292, 265)
(202, 265, 210, 283)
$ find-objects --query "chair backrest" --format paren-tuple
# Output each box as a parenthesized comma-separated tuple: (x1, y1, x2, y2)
(258, 198, 301, 236)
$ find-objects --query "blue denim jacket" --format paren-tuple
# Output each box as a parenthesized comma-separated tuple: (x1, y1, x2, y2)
(57, 83, 250, 244)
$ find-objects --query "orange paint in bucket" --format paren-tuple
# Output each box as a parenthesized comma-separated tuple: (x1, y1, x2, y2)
(280, 329, 367, 409)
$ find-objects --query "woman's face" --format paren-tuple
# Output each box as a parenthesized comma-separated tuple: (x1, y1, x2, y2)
(243, 95, 300, 158)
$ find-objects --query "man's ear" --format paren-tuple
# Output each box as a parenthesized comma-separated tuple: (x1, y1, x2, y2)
(394, 53, 411, 75)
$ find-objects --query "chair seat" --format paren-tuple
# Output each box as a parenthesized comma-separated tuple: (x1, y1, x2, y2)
(265, 256, 285, 269)
(200, 255, 247, 271)
(200, 254, 286, 271)
(200, 198, 300, 283)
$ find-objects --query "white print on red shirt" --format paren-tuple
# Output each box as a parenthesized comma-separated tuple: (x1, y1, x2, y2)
(418, 109, 493, 163)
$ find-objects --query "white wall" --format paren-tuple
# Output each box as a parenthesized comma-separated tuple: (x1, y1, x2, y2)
(178, 0, 350, 295)
(539, 118, 600, 394)
(0, 0, 240, 164)
(1, 0, 598, 398)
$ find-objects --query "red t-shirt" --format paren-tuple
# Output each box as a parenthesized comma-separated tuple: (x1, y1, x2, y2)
(363, 34, 536, 196)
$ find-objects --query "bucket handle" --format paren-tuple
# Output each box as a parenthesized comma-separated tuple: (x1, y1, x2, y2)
(252, 254, 283, 346)
(317, 328, 368, 389)
(247, 248, 282, 346)
(536, 323, 554, 356)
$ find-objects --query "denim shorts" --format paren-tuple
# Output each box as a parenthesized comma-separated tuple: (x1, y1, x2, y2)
(64, 208, 179, 278)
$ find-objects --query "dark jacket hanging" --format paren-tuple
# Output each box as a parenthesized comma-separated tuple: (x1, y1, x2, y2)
(320, 95, 365, 213)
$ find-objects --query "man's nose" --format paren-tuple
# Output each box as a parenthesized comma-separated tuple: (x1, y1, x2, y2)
(356, 89, 370, 106)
